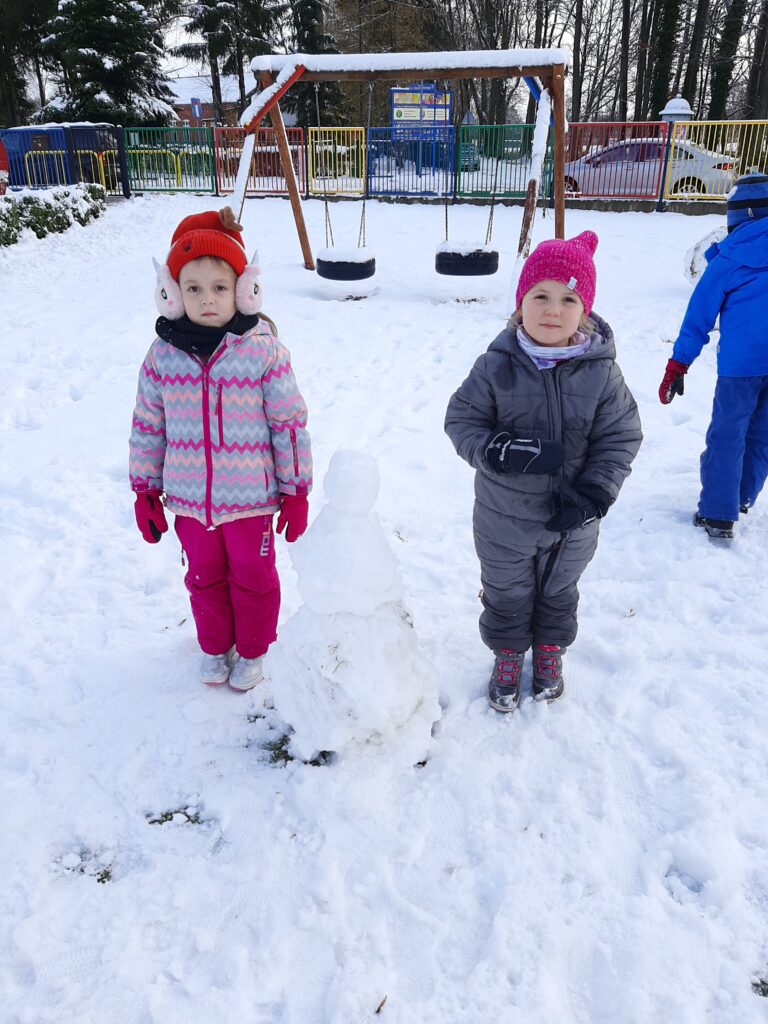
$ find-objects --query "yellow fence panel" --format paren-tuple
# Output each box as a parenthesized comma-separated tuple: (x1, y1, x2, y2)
(664, 120, 768, 200)
(308, 127, 365, 195)
(23, 149, 69, 187)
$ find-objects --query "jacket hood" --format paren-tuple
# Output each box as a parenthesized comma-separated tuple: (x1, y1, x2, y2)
(705, 216, 768, 270)
(488, 310, 616, 362)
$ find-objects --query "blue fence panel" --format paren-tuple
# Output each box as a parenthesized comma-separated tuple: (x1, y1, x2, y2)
(1, 126, 72, 188)
(367, 126, 455, 196)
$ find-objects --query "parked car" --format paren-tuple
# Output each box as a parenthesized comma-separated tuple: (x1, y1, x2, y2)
(562, 137, 735, 197)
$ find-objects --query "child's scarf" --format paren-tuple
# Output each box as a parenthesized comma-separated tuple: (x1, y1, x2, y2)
(517, 326, 592, 370)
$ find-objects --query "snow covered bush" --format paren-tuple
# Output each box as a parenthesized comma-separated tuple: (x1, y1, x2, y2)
(0, 183, 106, 246)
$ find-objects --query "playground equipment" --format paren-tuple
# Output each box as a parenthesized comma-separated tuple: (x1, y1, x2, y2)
(314, 81, 377, 283)
(234, 50, 569, 281)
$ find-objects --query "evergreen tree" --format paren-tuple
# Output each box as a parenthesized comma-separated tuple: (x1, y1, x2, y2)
(284, 0, 340, 128)
(173, 0, 229, 121)
(42, 0, 176, 124)
(0, 0, 56, 125)
(218, 0, 287, 112)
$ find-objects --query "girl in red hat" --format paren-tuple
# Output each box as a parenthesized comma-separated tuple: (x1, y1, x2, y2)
(445, 231, 642, 712)
(129, 208, 312, 691)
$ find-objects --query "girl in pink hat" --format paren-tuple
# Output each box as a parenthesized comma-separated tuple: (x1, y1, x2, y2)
(445, 231, 642, 712)
(129, 208, 312, 692)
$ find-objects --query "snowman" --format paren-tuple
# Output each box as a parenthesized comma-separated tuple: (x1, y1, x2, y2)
(268, 450, 440, 765)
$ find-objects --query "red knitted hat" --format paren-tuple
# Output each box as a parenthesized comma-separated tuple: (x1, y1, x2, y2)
(516, 230, 599, 315)
(166, 209, 248, 281)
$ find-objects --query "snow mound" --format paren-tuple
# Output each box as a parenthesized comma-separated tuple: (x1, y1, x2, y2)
(684, 224, 727, 283)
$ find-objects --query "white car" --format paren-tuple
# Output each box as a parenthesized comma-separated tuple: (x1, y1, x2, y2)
(562, 137, 735, 198)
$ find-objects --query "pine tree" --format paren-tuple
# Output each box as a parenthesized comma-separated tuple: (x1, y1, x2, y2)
(0, 0, 56, 125)
(284, 0, 340, 128)
(42, 0, 176, 125)
(218, 0, 287, 112)
(173, 0, 229, 121)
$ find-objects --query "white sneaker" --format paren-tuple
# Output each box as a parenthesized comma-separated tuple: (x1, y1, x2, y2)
(200, 650, 232, 687)
(229, 654, 265, 692)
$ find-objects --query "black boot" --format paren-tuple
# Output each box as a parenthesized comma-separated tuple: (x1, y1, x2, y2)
(693, 512, 734, 540)
(532, 645, 565, 702)
(488, 649, 524, 713)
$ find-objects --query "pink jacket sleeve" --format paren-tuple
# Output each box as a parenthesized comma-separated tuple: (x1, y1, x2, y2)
(261, 334, 312, 497)
(129, 343, 167, 494)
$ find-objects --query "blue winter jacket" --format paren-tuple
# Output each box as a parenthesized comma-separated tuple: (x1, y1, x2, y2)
(672, 217, 768, 376)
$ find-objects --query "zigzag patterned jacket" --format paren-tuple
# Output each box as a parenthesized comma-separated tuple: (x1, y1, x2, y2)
(129, 318, 312, 527)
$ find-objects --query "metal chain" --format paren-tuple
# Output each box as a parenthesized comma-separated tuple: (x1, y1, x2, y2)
(358, 81, 373, 249)
(314, 82, 333, 249)
(485, 127, 503, 245)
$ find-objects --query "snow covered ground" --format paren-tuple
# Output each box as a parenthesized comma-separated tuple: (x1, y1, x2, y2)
(3, 193, 768, 1023)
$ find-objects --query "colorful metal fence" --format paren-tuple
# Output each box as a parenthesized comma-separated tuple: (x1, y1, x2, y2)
(214, 127, 307, 195)
(1, 124, 126, 195)
(367, 126, 454, 195)
(308, 127, 366, 196)
(125, 127, 216, 193)
(457, 124, 554, 198)
(4, 118, 768, 204)
(663, 120, 762, 199)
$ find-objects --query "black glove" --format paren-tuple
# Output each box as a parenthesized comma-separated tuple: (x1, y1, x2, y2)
(484, 431, 566, 475)
(545, 485, 612, 532)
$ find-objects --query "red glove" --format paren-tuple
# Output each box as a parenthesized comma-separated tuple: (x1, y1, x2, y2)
(134, 491, 168, 544)
(659, 359, 689, 404)
(276, 495, 308, 543)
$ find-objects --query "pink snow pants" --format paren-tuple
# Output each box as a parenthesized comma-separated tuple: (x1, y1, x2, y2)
(174, 514, 280, 659)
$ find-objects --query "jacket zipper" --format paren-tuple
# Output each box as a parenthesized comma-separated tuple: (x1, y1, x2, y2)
(195, 347, 228, 528)
(290, 428, 299, 476)
(216, 382, 224, 446)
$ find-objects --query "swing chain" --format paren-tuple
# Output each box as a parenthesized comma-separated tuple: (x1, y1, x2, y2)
(358, 81, 374, 249)
(485, 125, 503, 245)
(314, 82, 334, 249)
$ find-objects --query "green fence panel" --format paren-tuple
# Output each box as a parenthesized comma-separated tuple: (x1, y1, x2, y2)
(457, 125, 553, 198)
(125, 127, 216, 193)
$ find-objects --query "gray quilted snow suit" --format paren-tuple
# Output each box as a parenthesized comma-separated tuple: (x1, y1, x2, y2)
(445, 313, 642, 653)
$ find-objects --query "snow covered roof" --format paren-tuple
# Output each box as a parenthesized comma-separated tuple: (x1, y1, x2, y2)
(243, 49, 569, 128)
(250, 49, 570, 75)
(166, 74, 255, 106)
(3, 121, 114, 131)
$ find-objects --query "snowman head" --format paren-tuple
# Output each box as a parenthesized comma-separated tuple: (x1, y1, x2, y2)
(324, 450, 379, 515)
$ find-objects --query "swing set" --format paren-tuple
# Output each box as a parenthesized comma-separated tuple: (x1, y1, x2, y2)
(236, 51, 568, 286)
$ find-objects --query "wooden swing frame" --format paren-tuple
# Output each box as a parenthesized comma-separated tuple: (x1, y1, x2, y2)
(242, 55, 567, 271)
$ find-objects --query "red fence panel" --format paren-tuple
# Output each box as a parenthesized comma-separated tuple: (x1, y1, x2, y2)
(564, 122, 669, 199)
(214, 127, 306, 196)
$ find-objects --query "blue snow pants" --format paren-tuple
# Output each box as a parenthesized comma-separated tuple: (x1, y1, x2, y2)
(699, 375, 768, 521)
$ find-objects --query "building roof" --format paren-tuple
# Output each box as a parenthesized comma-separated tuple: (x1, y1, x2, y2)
(166, 74, 255, 106)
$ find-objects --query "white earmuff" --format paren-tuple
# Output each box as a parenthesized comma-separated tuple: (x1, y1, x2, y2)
(153, 257, 184, 320)
(235, 249, 263, 315)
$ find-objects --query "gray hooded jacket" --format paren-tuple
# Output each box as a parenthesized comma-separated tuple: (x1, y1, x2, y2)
(445, 313, 643, 527)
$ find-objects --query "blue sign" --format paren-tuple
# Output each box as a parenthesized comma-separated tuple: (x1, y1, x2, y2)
(190, 97, 203, 119)
(390, 85, 452, 126)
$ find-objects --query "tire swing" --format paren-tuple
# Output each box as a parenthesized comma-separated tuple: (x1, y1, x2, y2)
(314, 81, 376, 285)
(435, 121, 500, 278)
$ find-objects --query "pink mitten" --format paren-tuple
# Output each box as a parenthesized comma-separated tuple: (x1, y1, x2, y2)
(134, 491, 168, 544)
(276, 495, 308, 543)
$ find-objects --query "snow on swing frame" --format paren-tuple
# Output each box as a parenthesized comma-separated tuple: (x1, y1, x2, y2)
(233, 50, 569, 299)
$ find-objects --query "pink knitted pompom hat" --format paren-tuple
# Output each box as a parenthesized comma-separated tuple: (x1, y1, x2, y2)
(516, 230, 599, 315)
